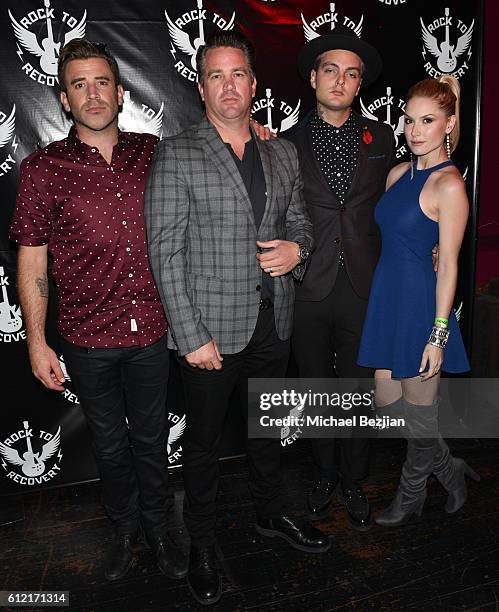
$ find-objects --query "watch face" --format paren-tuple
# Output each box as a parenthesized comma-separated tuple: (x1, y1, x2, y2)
(299, 247, 309, 261)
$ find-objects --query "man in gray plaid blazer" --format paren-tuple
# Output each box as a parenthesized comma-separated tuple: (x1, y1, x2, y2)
(145, 31, 329, 606)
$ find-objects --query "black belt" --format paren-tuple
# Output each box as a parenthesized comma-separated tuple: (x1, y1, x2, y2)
(259, 297, 273, 311)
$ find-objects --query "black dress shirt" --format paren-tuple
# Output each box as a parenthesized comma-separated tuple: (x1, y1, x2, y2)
(226, 137, 273, 300)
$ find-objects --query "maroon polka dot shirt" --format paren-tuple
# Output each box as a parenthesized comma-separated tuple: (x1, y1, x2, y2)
(10, 127, 167, 348)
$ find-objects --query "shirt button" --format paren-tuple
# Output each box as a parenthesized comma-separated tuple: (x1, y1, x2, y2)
(126, 247, 131, 252)
(132, 299, 136, 304)
(128, 273, 133, 278)
(256, 284, 261, 291)
(334, 237, 341, 244)
(91, 148, 96, 153)
(117, 192, 122, 198)
(122, 220, 127, 225)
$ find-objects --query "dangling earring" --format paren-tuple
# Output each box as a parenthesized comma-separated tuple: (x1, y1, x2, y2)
(445, 133, 451, 158)
(410, 152, 414, 180)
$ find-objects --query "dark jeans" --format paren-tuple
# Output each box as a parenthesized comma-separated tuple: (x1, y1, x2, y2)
(178, 306, 290, 548)
(292, 265, 371, 483)
(61, 335, 172, 537)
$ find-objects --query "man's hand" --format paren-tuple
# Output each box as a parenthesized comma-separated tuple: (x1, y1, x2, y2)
(28, 342, 65, 391)
(250, 119, 277, 141)
(185, 339, 223, 370)
(256, 240, 300, 277)
(432, 244, 439, 272)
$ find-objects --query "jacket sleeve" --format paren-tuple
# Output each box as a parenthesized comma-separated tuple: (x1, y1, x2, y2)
(282, 141, 314, 282)
(144, 139, 212, 355)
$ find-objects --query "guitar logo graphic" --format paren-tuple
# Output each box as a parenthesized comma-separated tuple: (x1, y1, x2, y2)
(360, 87, 405, 147)
(251, 88, 300, 134)
(421, 8, 474, 76)
(302, 3, 363, 42)
(165, 0, 235, 79)
(119, 91, 164, 138)
(0, 267, 22, 334)
(0, 422, 61, 478)
(9, 0, 86, 78)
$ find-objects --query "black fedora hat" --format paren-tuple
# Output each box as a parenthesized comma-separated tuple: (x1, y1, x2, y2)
(297, 26, 382, 87)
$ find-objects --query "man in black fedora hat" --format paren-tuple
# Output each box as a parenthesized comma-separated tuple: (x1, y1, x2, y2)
(288, 26, 395, 530)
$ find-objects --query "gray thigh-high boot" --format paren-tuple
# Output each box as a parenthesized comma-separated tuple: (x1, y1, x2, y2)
(432, 437, 480, 513)
(376, 399, 439, 527)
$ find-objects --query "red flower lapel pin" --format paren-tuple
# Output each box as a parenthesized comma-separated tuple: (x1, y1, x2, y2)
(362, 126, 373, 145)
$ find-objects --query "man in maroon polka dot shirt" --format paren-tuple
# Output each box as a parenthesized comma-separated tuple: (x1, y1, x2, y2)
(9, 39, 186, 583)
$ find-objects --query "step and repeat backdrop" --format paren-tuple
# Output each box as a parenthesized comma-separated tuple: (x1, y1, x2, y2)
(0, 0, 483, 494)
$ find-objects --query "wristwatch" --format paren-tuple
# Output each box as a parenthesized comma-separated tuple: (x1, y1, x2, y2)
(297, 243, 310, 264)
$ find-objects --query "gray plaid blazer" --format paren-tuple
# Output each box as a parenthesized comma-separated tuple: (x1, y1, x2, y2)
(144, 117, 313, 356)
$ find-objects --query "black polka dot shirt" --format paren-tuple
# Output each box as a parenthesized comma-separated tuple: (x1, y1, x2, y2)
(310, 110, 360, 204)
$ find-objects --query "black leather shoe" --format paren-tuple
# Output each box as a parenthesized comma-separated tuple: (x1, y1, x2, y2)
(187, 545, 222, 606)
(307, 477, 338, 520)
(340, 483, 373, 532)
(255, 516, 331, 553)
(104, 532, 137, 581)
(150, 534, 188, 580)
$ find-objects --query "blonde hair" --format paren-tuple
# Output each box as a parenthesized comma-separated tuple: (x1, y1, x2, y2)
(407, 76, 461, 153)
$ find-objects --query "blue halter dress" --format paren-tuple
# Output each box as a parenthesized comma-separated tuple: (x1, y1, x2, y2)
(357, 160, 470, 378)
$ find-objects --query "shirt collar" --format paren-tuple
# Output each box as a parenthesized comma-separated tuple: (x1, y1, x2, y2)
(310, 109, 358, 134)
(66, 125, 131, 158)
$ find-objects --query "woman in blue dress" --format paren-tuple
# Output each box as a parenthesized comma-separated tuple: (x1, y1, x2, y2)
(357, 76, 479, 526)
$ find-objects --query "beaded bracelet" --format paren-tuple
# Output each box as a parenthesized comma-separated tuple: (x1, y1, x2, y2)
(428, 325, 450, 349)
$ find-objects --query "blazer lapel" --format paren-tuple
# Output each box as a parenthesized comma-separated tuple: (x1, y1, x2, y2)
(197, 118, 256, 229)
(344, 113, 369, 201)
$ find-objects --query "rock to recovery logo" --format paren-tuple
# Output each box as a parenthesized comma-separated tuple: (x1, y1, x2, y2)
(360, 86, 407, 159)
(119, 91, 164, 138)
(9, 0, 86, 87)
(302, 2, 363, 42)
(0, 104, 19, 178)
(251, 88, 300, 134)
(420, 7, 474, 79)
(167, 412, 186, 465)
(0, 420, 62, 486)
(165, 0, 236, 82)
(0, 267, 25, 343)
(58, 354, 80, 405)
(281, 398, 306, 447)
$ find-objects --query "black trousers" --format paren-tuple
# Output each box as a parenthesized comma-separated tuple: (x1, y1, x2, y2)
(178, 306, 289, 548)
(61, 335, 172, 537)
(292, 265, 371, 483)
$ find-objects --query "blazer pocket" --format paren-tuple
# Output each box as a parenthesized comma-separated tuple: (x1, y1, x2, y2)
(191, 272, 223, 295)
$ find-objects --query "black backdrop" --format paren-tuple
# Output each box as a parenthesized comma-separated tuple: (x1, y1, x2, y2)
(0, 0, 483, 494)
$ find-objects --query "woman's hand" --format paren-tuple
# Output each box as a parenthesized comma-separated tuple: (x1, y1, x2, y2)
(419, 344, 444, 380)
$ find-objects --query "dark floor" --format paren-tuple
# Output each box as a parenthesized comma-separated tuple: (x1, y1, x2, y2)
(0, 438, 498, 612)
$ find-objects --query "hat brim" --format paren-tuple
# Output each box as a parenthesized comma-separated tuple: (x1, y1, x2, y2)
(297, 32, 382, 87)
